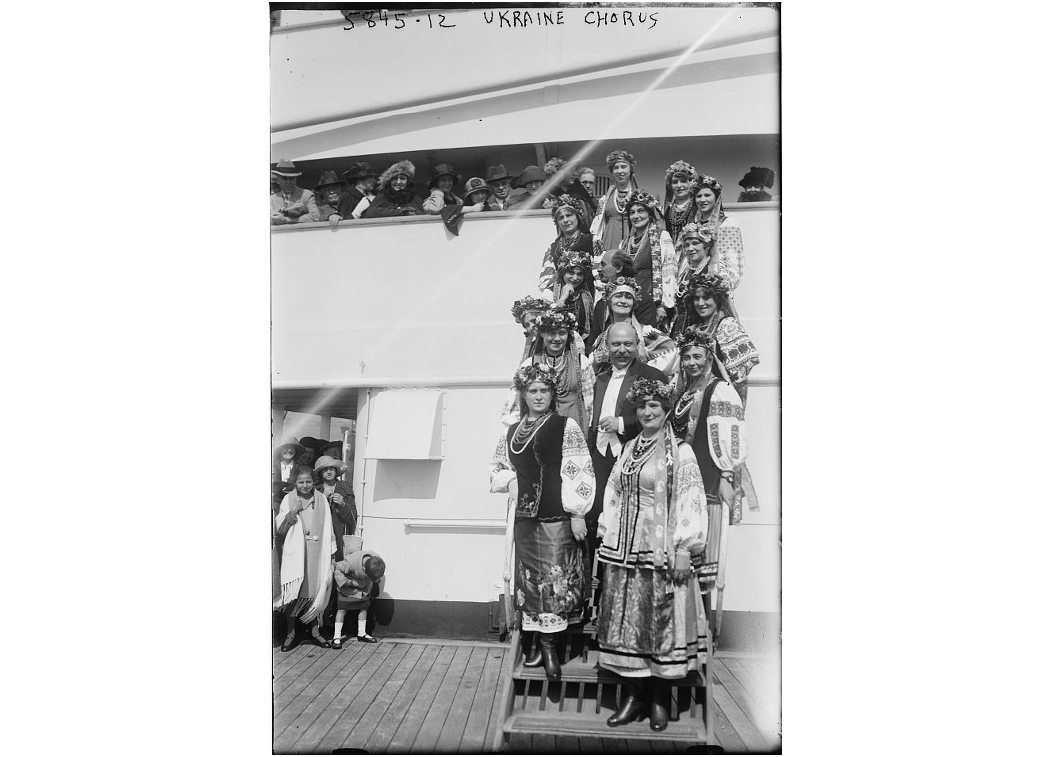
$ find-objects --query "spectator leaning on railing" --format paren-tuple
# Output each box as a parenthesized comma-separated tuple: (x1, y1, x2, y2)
(485, 164, 517, 211)
(271, 160, 319, 225)
(313, 171, 347, 226)
(363, 160, 424, 217)
(335, 162, 379, 223)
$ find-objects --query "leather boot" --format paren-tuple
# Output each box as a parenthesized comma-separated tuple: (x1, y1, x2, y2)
(649, 678, 670, 732)
(607, 680, 647, 727)
(522, 631, 542, 667)
(538, 632, 561, 680)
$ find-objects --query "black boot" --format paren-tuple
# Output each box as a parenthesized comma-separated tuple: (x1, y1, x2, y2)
(649, 678, 670, 732)
(538, 633, 561, 680)
(607, 680, 647, 727)
(522, 631, 542, 667)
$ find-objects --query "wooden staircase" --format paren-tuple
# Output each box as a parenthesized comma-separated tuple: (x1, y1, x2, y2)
(492, 612, 715, 751)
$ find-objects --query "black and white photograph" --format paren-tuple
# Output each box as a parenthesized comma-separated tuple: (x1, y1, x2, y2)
(269, 3, 780, 752)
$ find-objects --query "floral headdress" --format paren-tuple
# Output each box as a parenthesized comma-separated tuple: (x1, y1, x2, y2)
(556, 250, 593, 272)
(684, 273, 731, 301)
(511, 295, 551, 325)
(512, 362, 558, 393)
(626, 377, 673, 407)
(543, 157, 567, 177)
(664, 160, 697, 183)
(677, 325, 717, 356)
(678, 223, 714, 247)
(605, 149, 636, 169)
(551, 194, 585, 227)
(606, 275, 642, 301)
(532, 304, 578, 333)
(624, 190, 661, 216)
(694, 174, 723, 195)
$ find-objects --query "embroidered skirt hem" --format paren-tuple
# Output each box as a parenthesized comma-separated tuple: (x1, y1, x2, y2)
(514, 519, 588, 631)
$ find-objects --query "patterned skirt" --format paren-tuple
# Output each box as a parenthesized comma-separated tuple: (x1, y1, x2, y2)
(596, 563, 707, 678)
(514, 519, 588, 633)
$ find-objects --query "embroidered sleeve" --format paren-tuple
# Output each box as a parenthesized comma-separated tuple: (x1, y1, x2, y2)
(537, 241, 559, 295)
(590, 195, 607, 238)
(579, 350, 596, 433)
(716, 317, 760, 384)
(711, 222, 744, 290)
(659, 231, 678, 309)
(642, 325, 680, 383)
(560, 418, 595, 517)
(489, 429, 516, 493)
(672, 445, 708, 557)
(708, 381, 748, 470)
(597, 453, 624, 541)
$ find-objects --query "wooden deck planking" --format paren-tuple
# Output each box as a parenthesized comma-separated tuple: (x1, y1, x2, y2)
(481, 648, 516, 753)
(276, 642, 391, 751)
(459, 648, 507, 752)
(273, 644, 367, 727)
(363, 644, 443, 753)
(411, 644, 482, 753)
(324, 643, 426, 752)
(312, 642, 414, 753)
(271, 641, 781, 754)
(383, 645, 459, 753)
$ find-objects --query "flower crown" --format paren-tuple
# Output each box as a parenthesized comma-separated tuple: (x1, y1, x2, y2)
(511, 295, 551, 325)
(665, 160, 697, 182)
(513, 362, 558, 393)
(557, 250, 593, 272)
(678, 223, 714, 246)
(606, 275, 642, 301)
(694, 174, 723, 195)
(544, 157, 567, 177)
(533, 305, 578, 333)
(626, 377, 673, 406)
(625, 190, 661, 215)
(685, 273, 730, 300)
(677, 325, 717, 355)
(551, 194, 585, 219)
(605, 149, 636, 168)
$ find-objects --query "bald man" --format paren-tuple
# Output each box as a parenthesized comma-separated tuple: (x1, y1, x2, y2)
(586, 322, 669, 560)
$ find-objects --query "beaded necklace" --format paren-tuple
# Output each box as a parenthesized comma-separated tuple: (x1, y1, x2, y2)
(510, 413, 551, 455)
(543, 352, 570, 398)
(622, 433, 658, 475)
(626, 226, 650, 259)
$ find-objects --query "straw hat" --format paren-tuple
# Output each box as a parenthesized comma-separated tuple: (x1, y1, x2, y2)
(313, 455, 348, 476)
(271, 159, 302, 178)
(273, 435, 305, 458)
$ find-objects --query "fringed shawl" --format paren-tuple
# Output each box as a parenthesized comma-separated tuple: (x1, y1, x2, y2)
(274, 491, 335, 624)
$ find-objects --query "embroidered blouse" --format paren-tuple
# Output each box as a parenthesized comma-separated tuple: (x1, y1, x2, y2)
(499, 342, 595, 430)
(668, 379, 748, 474)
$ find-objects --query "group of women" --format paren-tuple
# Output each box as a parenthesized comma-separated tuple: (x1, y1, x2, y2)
(489, 148, 761, 731)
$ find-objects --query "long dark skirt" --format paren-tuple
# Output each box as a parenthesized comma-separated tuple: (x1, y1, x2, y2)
(514, 519, 587, 633)
(596, 563, 707, 678)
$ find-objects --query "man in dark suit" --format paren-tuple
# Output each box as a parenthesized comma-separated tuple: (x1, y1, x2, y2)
(586, 322, 669, 560)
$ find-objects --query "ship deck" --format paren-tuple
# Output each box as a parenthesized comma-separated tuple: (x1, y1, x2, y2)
(273, 637, 781, 754)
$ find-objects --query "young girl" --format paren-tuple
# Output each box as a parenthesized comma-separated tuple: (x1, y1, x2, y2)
(332, 550, 386, 647)
(274, 465, 336, 651)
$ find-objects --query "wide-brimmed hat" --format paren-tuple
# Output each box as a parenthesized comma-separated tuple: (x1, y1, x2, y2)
(428, 164, 461, 189)
(299, 436, 323, 453)
(512, 165, 545, 189)
(319, 440, 343, 455)
(315, 171, 347, 192)
(313, 455, 348, 476)
(486, 164, 515, 183)
(273, 435, 305, 458)
(739, 167, 775, 189)
(462, 177, 492, 201)
(342, 162, 378, 182)
(271, 159, 302, 178)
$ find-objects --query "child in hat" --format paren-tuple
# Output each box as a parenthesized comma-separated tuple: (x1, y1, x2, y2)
(332, 549, 386, 647)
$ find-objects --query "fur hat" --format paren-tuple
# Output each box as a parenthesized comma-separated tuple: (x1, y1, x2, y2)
(379, 160, 416, 191)
(739, 167, 775, 189)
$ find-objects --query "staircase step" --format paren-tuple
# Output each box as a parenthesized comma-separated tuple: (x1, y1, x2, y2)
(514, 652, 707, 687)
(504, 711, 708, 742)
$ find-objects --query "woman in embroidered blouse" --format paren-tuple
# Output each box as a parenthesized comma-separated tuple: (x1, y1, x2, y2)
(692, 175, 744, 291)
(501, 305, 595, 433)
(670, 224, 717, 338)
(274, 465, 336, 652)
(620, 191, 677, 328)
(663, 160, 700, 245)
(597, 378, 708, 732)
(667, 329, 747, 636)
(510, 295, 551, 362)
(537, 196, 604, 296)
(679, 274, 759, 406)
(550, 250, 596, 341)
(491, 364, 596, 680)
(588, 275, 679, 383)
(591, 149, 640, 253)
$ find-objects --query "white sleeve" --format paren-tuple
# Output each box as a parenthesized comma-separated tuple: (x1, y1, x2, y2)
(489, 429, 516, 493)
(559, 418, 595, 517)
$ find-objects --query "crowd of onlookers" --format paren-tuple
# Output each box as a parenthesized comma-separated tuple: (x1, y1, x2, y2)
(270, 155, 777, 229)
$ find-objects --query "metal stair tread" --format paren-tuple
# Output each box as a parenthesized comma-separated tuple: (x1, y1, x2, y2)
(503, 712, 708, 742)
